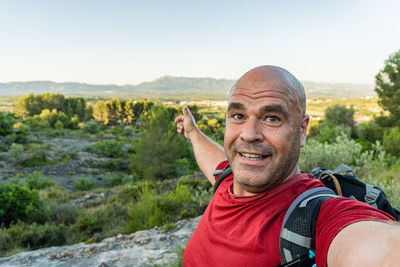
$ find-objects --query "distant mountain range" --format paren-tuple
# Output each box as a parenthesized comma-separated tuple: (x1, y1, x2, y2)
(0, 76, 375, 99)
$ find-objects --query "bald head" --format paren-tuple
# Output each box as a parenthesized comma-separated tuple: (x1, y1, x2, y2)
(229, 65, 306, 116)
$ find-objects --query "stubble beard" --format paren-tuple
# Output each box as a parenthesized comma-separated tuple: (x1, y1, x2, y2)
(227, 136, 301, 194)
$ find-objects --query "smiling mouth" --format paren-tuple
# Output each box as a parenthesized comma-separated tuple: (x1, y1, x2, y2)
(239, 152, 269, 160)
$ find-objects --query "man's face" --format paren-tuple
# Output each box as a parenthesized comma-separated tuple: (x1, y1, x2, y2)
(224, 69, 308, 196)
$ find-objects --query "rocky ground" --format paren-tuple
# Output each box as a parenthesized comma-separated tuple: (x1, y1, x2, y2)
(0, 133, 124, 189)
(0, 216, 200, 267)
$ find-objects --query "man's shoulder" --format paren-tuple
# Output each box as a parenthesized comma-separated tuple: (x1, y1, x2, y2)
(215, 160, 230, 171)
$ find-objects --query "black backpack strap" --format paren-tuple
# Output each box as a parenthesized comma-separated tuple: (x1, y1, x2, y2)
(277, 187, 340, 267)
(212, 166, 232, 195)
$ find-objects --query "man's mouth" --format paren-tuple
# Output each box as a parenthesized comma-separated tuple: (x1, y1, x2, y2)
(239, 152, 268, 160)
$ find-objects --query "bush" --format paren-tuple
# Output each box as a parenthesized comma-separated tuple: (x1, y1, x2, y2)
(73, 177, 96, 191)
(0, 184, 43, 226)
(126, 183, 198, 234)
(9, 143, 24, 163)
(122, 125, 135, 136)
(299, 134, 362, 172)
(24, 115, 51, 131)
(103, 173, 139, 187)
(383, 127, 400, 157)
(130, 105, 195, 180)
(324, 104, 355, 128)
(54, 120, 64, 130)
(94, 139, 125, 158)
(0, 112, 16, 137)
(23, 171, 56, 190)
(0, 221, 68, 257)
(308, 121, 351, 143)
(70, 201, 128, 243)
(355, 120, 385, 144)
(299, 134, 391, 177)
(81, 119, 99, 134)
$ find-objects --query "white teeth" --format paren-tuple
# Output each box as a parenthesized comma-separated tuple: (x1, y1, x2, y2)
(240, 153, 264, 160)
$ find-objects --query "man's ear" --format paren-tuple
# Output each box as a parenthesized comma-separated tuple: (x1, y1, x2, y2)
(300, 115, 309, 148)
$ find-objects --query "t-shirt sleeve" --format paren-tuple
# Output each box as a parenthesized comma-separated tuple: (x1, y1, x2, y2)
(314, 197, 395, 267)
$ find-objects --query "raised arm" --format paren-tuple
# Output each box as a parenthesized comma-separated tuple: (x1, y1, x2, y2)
(175, 105, 227, 184)
(327, 220, 400, 266)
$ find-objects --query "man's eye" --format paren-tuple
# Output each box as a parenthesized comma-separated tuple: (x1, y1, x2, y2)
(232, 114, 244, 120)
(265, 116, 280, 123)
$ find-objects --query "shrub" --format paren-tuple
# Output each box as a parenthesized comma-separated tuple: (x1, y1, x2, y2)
(24, 171, 56, 190)
(299, 134, 391, 176)
(73, 177, 96, 191)
(94, 139, 125, 158)
(383, 127, 400, 157)
(130, 105, 194, 180)
(0, 112, 16, 137)
(0, 184, 43, 226)
(122, 125, 135, 136)
(299, 134, 362, 173)
(54, 120, 64, 130)
(355, 120, 385, 144)
(9, 143, 24, 163)
(81, 119, 99, 134)
(0, 221, 67, 256)
(24, 115, 51, 131)
(126, 185, 164, 233)
(103, 173, 139, 187)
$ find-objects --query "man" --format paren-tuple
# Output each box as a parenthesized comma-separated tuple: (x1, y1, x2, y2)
(175, 66, 399, 266)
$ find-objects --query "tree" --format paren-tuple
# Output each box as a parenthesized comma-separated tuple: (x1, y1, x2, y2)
(0, 112, 16, 136)
(375, 49, 400, 125)
(130, 105, 193, 180)
(308, 104, 355, 143)
(325, 104, 355, 128)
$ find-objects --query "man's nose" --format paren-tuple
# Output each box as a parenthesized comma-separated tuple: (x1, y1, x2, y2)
(239, 118, 264, 142)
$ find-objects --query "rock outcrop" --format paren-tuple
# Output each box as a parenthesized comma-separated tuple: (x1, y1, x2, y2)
(0, 216, 201, 267)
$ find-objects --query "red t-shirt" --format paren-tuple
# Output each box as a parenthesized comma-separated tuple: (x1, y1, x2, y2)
(183, 160, 394, 267)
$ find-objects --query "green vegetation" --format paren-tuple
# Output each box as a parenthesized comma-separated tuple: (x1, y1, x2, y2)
(1, 51, 400, 262)
(130, 105, 194, 180)
(375, 49, 400, 125)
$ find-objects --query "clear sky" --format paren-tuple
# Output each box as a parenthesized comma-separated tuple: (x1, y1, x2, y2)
(0, 0, 399, 85)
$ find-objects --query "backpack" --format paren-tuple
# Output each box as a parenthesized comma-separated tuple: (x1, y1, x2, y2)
(212, 164, 400, 267)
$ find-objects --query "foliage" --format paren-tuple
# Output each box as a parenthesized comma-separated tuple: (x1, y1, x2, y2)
(0, 112, 16, 136)
(355, 119, 385, 144)
(93, 99, 154, 125)
(14, 93, 90, 122)
(308, 104, 355, 143)
(18, 171, 56, 190)
(324, 104, 355, 128)
(126, 183, 197, 233)
(198, 117, 225, 143)
(375, 49, 400, 126)
(94, 139, 125, 158)
(0, 184, 43, 226)
(102, 173, 140, 187)
(0, 221, 67, 257)
(24, 115, 51, 131)
(9, 143, 24, 163)
(81, 119, 99, 134)
(73, 177, 96, 191)
(309, 122, 351, 143)
(130, 104, 195, 180)
(383, 127, 400, 157)
(362, 165, 400, 209)
(122, 125, 135, 136)
(299, 134, 390, 175)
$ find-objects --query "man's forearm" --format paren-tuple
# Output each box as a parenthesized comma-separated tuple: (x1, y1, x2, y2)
(328, 220, 400, 266)
(189, 128, 227, 184)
